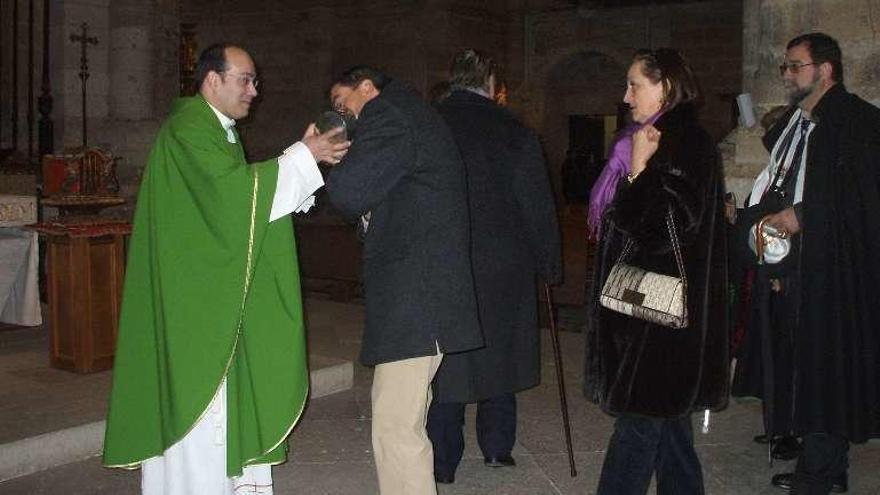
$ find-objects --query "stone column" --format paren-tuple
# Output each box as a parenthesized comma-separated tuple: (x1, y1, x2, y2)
(98, 0, 180, 218)
(108, 0, 155, 121)
(723, 0, 880, 203)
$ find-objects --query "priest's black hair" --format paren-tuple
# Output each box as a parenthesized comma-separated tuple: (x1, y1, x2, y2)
(194, 42, 238, 92)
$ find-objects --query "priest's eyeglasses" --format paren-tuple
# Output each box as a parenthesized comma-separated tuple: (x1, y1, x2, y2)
(221, 71, 259, 89)
(778, 62, 817, 76)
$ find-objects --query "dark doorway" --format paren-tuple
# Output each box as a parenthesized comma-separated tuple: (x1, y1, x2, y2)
(562, 114, 616, 204)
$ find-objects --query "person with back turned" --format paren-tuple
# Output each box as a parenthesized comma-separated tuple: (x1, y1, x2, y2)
(427, 49, 562, 485)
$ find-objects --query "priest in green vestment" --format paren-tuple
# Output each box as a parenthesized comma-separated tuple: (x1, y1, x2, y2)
(103, 43, 349, 494)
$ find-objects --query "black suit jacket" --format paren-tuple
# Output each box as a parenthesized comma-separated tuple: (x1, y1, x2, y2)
(325, 79, 483, 365)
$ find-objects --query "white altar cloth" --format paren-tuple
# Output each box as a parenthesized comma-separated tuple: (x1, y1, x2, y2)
(0, 194, 41, 327)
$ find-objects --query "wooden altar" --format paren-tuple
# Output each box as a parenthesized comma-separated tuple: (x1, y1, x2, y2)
(30, 218, 130, 373)
(29, 147, 129, 373)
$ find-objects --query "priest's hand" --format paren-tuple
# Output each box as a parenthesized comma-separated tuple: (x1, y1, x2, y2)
(302, 124, 350, 166)
(765, 207, 800, 237)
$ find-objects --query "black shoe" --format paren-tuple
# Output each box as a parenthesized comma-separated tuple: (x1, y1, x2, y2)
(771, 472, 794, 491)
(755, 433, 799, 444)
(434, 472, 455, 484)
(771, 472, 848, 493)
(771, 436, 803, 461)
(484, 455, 516, 467)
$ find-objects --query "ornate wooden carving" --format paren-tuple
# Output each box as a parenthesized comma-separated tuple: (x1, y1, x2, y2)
(179, 23, 197, 96)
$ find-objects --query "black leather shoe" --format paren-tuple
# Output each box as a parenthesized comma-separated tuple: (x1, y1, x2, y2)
(771, 436, 803, 461)
(771, 472, 848, 493)
(771, 472, 795, 491)
(484, 455, 516, 467)
(434, 473, 455, 484)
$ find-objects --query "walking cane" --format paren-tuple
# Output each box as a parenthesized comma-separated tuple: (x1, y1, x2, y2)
(544, 283, 577, 477)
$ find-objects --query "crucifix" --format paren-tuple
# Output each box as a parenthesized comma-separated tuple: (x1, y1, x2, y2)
(70, 22, 99, 149)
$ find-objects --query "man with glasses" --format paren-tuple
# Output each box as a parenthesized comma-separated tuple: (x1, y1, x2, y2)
(103, 43, 350, 494)
(736, 32, 880, 495)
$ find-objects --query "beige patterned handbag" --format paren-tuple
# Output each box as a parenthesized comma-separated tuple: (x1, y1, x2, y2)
(599, 209, 688, 329)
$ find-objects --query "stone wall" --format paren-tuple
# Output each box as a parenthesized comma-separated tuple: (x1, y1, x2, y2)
(175, 0, 742, 204)
(517, 0, 743, 195)
(100, 0, 179, 216)
(0, 0, 179, 217)
(179, 0, 515, 163)
(724, 0, 880, 204)
(3, 0, 752, 217)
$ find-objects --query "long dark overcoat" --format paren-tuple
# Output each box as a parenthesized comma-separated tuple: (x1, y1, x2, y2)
(431, 90, 562, 403)
(325, 80, 483, 366)
(734, 85, 880, 443)
(583, 104, 730, 418)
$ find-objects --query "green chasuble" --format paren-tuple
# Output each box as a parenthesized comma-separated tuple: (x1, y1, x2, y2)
(103, 95, 309, 476)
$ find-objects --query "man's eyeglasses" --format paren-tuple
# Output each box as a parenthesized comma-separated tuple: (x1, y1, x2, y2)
(221, 71, 259, 89)
(778, 62, 817, 76)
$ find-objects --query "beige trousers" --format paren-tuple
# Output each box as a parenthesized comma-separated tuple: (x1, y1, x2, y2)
(371, 347, 444, 495)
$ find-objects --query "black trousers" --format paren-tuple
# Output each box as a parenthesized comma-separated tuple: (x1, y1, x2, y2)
(791, 433, 849, 495)
(596, 414, 705, 495)
(426, 393, 516, 477)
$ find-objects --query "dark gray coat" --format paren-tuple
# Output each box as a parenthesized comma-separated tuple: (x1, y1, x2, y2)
(431, 90, 562, 403)
(325, 80, 483, 366)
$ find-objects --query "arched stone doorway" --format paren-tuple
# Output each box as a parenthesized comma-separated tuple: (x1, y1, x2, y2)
(536, 50, 626, 306)
(542, 50, 626, 205)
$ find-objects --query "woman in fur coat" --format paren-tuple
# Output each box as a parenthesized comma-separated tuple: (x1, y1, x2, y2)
(584, 49, 728, 495)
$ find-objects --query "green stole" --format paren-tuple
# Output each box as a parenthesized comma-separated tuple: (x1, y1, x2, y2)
(103, 95, 309, 476)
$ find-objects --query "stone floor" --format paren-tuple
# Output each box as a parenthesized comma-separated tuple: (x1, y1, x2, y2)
(0, 322, 111, 445)
(1, 299, 880, 494)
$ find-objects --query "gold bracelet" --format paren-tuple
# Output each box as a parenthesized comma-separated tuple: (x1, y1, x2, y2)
(626, 171, 640, 183)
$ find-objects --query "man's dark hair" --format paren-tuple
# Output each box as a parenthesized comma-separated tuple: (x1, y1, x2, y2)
(449, 49, 497, 91)
(787, 32, 843, 84)
(194, 43, 236, 91)
(633, 48, 701, 111)
(333, 65, 391, 91)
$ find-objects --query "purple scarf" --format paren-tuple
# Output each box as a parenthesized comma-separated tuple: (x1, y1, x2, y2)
(587, 113, 661, 239)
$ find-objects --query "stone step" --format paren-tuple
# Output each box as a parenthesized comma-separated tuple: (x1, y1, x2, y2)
(0, 355, 353, 482)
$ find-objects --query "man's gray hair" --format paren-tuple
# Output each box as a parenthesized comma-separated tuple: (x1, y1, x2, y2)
(449, 49, 497, 91)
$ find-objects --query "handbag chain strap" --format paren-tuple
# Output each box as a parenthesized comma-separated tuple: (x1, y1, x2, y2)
(665, 208, 688, 302)
(616, 207, 689, 294)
